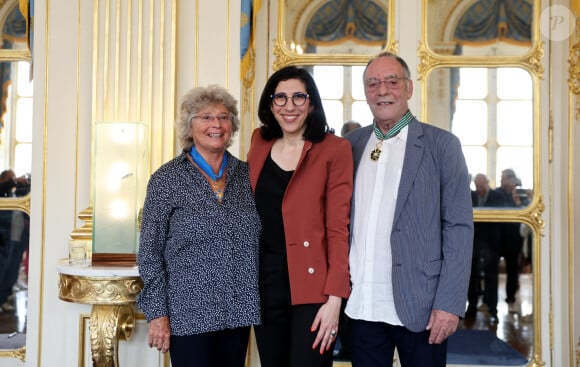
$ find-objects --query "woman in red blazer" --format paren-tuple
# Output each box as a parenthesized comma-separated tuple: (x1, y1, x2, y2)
(247, 66, 353, 367)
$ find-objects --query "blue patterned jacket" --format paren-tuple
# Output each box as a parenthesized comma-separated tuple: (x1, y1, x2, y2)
(137, 151, 261, 335)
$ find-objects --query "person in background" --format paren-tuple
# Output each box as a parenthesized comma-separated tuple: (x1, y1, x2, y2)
(0, 170, 30, 313)
(248, 65, 353, 367)
(344, 51, 473, 367)
(137, 85, 261, 367)
(466, 173, 504, 324)
(495, 168, 529, 310)
(0, 170, 29, 198)
(341, 120, 361, 137)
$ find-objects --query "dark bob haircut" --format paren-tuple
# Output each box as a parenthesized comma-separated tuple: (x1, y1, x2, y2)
(257, 66, 329, 142)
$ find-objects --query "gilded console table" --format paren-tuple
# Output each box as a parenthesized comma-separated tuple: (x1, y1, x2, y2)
(57, 260, 143, 367)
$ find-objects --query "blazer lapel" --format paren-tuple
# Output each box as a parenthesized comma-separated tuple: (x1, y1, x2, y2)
(393, 120, 424, 224)
(351, 126, 373, 176)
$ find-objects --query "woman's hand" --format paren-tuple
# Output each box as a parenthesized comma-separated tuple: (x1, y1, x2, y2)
(310, 295, 341, 354)
(148, 316, 171, 353)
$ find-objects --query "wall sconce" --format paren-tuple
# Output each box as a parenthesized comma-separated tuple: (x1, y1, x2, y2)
(92, 121, 149, 266)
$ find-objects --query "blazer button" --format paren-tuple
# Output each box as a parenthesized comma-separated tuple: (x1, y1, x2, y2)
(308, 267, 315, 274)
(304, 241, 310, 247)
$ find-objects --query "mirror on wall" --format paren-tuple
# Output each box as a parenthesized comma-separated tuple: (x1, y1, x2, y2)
(425, 0, 534, 57)
(274, 0, 543, 365)
(278, 0, 392, 61)
(459, 221, 534, 364)
(425, 66, 534, 207)
(0, 61, 32, 357)
(0, 0, 32, 359)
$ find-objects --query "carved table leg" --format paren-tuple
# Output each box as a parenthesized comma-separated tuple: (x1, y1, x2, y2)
(89, 304, 136, 367)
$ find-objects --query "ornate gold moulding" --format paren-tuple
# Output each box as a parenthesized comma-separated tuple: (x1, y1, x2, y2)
(57, 261, 143, 367)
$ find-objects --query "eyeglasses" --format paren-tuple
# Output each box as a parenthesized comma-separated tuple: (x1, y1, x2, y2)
(364, 77, 408, 92)
(271, 92, 309, 107)
(192, 114, 231, 123)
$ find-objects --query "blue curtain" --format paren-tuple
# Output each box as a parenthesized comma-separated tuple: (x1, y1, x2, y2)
(241, 0, 261, 79)
(240, 0, 252, 60)
(454, 0, 532, 45)
(305, 0, 387, 49)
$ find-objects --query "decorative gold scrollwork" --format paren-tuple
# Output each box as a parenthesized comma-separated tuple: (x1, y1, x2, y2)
(58, 274, 143, 305)
(525, 194, 546, 237)
(241, 47, 256, 113)
(524, 41, 545, 80)
(273, 41, 293, 71)
(527, 354, 546, 366)
(58, 273, 143, 366)
(576, 336, 580, 366)
(417, 41, 441, 81)
(89, 305, 136, 367)
(569, 41, 580, 95)
(0, 347, 25, 362)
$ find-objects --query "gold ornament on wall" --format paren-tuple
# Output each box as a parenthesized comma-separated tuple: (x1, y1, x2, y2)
(569, 41, 580, 95)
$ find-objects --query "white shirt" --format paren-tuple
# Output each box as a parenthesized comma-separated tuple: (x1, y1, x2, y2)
(345, 126, 408, 324)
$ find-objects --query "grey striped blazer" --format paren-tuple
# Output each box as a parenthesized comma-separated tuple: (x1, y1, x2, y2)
(345, 118, 474, 332)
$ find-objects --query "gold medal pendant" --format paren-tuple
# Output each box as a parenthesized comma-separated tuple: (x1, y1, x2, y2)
(370, 140, 383, 161)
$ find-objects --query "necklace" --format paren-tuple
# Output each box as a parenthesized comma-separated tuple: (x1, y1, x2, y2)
(370, 111, 414, 161)
(209, 175, 226, 201)
(370, 139, 384, 161)
(188, 146, 228, 201)
(189, 145, 227, 180)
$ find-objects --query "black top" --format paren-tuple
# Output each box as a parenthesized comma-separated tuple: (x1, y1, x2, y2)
(255, 152, 293, 256)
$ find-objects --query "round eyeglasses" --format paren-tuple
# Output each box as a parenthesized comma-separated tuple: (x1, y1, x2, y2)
(271, 92, 309, 107)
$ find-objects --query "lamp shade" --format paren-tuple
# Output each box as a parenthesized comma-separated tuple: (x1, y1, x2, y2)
(92, 121, 149, 255)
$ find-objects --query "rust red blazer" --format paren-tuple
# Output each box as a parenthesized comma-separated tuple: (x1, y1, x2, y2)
(247, 128, 353, 305)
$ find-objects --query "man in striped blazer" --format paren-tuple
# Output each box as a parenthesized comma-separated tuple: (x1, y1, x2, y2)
(343, 52, 474, 367)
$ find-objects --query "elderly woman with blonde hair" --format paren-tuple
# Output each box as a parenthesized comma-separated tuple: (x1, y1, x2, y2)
(137, 85, 261, 367)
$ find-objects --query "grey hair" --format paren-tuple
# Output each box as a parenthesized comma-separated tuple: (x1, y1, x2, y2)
(363, 51, 411, 79)
(175, 85, 240, 150)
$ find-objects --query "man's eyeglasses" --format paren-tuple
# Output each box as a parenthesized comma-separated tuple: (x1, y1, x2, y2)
(271, 92, 309, 107)
(192, 114, 231, 123)
(364, 77, 408, 92)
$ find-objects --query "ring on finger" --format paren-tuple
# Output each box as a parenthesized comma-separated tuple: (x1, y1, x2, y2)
(330, 330, 337, 337)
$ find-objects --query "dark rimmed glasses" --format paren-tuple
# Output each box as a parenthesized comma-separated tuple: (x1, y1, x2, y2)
(271, 92, 309, 107)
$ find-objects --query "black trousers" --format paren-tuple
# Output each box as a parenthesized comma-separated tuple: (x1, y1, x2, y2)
(254, 303, 334, 367)
(500, 226, 523, 303)
(169, 327, 250, 367)
(254, 253, 333, 367)
(349, 318, 447, 367)
(467, 237, 500, 315)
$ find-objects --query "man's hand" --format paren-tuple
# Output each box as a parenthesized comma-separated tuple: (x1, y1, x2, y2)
(425, 309, 459, 344)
